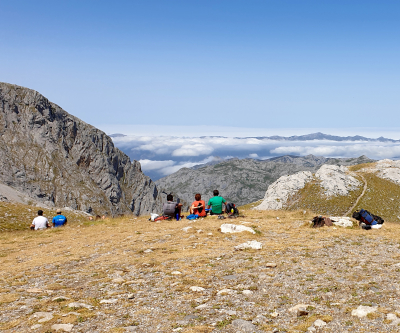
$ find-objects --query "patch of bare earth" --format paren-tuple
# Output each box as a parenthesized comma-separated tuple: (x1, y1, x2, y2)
(1, 209, 400, 332)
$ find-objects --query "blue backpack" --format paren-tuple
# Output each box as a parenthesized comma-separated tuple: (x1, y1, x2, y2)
(186, 214, 199, 220)
(359, 209, 377, 225)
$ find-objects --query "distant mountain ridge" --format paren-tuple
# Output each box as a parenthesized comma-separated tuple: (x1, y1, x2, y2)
(249, 132, 400, 142)
(0, 82, 161, 216)
(156, 154, 374, 208)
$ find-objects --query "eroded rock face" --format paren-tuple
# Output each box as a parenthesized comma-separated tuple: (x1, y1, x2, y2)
(0, 82, 161, 215)
(315, 165, 360, 196)
(372, 159, 400, 185)
(254, 171, 313, 210)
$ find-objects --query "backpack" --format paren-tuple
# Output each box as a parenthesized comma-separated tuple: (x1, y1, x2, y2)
(312, 216, 333, 228)
(186, 214, 199, 220)
(225, 202, 239, 216)
(353, 209, 384, 225)
(163, 202, 176, 216)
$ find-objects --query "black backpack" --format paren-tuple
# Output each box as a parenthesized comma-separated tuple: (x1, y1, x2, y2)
(225, 202, 239, 216)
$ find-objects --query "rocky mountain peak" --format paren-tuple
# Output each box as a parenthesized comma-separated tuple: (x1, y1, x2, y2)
(0, 82, 161, 215)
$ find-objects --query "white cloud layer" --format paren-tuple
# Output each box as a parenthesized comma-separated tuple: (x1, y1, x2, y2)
(114, 134, 400, 179)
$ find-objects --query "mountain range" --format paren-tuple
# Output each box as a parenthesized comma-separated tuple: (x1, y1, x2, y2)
(155, 155, 374, 208)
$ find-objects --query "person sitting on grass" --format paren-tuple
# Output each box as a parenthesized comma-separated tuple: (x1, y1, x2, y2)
(30, 210, 50, 230)
(190, 193, 206, 217)
(163, 194, 183, 220)
(207, 190, 227, 215)
(52, 209, 68, 227)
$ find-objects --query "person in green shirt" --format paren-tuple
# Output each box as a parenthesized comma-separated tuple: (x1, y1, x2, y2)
(207, 190, 227, 215)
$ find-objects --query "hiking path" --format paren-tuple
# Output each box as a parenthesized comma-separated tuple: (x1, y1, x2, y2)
(345, 173, 367, 216)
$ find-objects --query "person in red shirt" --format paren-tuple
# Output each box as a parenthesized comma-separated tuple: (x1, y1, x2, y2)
(190, 193, 206, 217)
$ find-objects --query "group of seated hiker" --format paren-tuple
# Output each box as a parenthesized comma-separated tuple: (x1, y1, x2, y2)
(162, 190, 229, 220)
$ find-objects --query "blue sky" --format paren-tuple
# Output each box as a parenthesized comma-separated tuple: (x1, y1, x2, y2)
(1, 0, 399, 131)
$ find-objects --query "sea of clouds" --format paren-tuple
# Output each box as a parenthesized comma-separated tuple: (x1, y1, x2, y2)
(111, 134, 400, 180)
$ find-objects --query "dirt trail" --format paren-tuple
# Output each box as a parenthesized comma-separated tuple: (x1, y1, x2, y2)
(345, 173, 367, 216)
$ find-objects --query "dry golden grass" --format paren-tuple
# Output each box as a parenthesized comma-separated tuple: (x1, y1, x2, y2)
(2, 198, 400, 331)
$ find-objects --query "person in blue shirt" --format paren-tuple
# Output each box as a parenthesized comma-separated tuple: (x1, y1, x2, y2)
(52, 210, 68, 227)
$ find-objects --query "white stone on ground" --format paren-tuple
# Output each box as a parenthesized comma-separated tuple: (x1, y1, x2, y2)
(330, 216, 354, 228)
(67, 302, 93, 310)
(182, 227, 192, 232)
(254, 171, 313, 210)
(32, 312, 53, 323)
(171, 271, 182, 275)
(30, 324, 42, 330)
(315, 165, 360, 196)
(231, 319, 257, 332)
(112, 277, 125, 283)
(100, 299, 118, 304)
(217, 288, 235, 295)
(234, 240, 262, 250)
(242, 290, 253, 295)
(219, 223, 255, 234)
(51, 324, 74, 332)
(26, 288, 42, 293)
(289, 304, 310, 313)
(351, 305, 377, 318)
(313, 319, 327, 328)
(189, 286, 205, 292)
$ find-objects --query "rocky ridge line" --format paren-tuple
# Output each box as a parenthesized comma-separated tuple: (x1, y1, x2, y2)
(0, 82, 161, 215)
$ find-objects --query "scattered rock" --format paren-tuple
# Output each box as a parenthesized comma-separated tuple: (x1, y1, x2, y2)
(182, 227, 192, 232)
(234, 240, 262, 250)
(351, 305, 377, 318)
(171, 271, 182, 275)
(231, 319, 257, 332)
(51, 324, 74, 332)
(266, 262, 277, 268)
(270, 311, 279, 318)
(143, 249, 153, 253)
(62, 312, 80, 317)
(33, 312, 53, 323)
(30, 324, 42, 330)
(252, 314, 268, 325)
(26, 288, 42, 293)
(100, 299, 118, 304)
(67, 302, 94, 310)
(52, 296, 70, 302)
(195, 304, 208, 309)
(217, 289, 235, 295)
(112, 277, 125, 284)
(127, 293, 135, 299)
(242, 290, 253, 295)
(313, 319, 327, 328)
(219, 223, 256, 234)
(189, 286, 205, 292)
(289, 304, 310, 314)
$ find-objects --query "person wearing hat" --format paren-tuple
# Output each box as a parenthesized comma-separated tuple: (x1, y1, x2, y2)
(52, 209, 68, 227)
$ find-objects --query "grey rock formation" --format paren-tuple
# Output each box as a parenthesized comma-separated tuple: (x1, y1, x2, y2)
(156, 155, 373, 207)
(0, 82, 161, 215)
(254, 165, 361, 211)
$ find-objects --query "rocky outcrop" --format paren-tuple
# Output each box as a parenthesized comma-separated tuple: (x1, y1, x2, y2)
(371, 159, 400, 185)
(315, 165, 360, 196)
(254, 171, 313, 210)
(0, 82, 161, 215)
(254, 165, 361, 211)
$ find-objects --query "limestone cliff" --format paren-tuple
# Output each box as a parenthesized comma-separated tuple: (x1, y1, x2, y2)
(0, 82, 161, 215)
